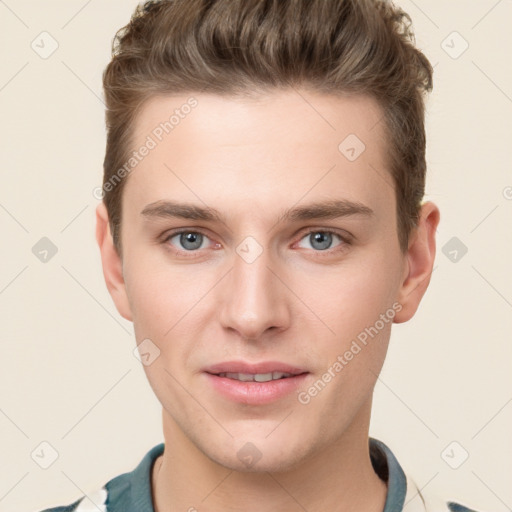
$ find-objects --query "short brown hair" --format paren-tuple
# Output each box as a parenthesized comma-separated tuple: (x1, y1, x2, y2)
(102, 0, 433, 255)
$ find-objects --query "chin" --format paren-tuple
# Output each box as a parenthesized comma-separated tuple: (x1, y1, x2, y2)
(216, 452, 305, 474)
(204, 435, 313, 474)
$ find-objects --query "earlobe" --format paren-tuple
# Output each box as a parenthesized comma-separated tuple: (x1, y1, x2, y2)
(95, 203, 133, 322)
(394, 202, 440, 324)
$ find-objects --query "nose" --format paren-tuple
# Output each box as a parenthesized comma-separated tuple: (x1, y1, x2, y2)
(218, 242, 291, 342)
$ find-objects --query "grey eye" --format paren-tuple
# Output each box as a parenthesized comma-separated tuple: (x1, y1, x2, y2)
(309, 232, 332, 250)
(171, 232, 205, 250)
(298, 231, 341, 251)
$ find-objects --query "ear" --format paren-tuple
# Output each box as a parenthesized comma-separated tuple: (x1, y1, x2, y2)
(394, 202, 440, 323)
(95, 202, 133, 322)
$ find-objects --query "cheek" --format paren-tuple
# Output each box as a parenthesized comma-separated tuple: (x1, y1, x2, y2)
(308, 258, 401, 344)
(123, 253, 219, 373)
(323, 252, 402, 388)
(295, 261, 397, 425)
(124, 251, 199, 334)
(126, 274, 173, 340)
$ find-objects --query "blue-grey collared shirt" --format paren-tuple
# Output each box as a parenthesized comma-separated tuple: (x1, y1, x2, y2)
(39, 438, 480, 512)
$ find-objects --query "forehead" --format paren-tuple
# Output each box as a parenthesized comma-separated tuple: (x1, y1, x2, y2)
(132, 89, 386, 155)
(123, 89, 393, 223)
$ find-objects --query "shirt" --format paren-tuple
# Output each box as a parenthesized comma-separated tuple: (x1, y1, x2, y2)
(38, 438, 481, 512)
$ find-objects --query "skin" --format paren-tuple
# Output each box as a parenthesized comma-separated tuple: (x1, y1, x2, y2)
(96, 89, 439, 512)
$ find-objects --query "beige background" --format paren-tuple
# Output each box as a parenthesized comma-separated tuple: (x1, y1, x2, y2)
(1, 1, 511, 511)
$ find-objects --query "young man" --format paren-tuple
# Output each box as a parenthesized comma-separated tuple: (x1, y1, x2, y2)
(41, 0, 479, 511)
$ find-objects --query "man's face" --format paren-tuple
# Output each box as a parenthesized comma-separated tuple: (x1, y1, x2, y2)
(115, 90, 409, 471)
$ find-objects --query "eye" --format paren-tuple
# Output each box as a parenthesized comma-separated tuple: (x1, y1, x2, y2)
(296, 230, 345, 251)
(165, 230, 212, 251)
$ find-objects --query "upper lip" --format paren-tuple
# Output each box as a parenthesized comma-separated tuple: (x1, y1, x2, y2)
(204, 361, 308, 375)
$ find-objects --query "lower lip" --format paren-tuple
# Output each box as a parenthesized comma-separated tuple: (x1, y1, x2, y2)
(204, 373, 309, 405)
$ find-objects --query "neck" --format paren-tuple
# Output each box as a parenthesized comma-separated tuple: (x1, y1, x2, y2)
(152, 402, 387, 512)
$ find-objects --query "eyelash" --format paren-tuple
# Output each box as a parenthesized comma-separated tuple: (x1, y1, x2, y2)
(161, 228, 352, 258)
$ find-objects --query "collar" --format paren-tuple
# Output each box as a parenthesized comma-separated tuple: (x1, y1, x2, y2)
(85, 438, 442, 512)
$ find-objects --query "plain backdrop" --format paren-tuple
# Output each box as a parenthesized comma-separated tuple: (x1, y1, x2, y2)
(0, 1, 511, 511)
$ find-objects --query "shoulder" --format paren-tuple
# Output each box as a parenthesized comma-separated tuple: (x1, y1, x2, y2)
(35, 443, 164, 512)
(37, 488, 107, 512)
(369, 438, 484, 512)
(447, 503, 483, 512)
(405, 474, 485, 512)
(37, 499, 83, 512)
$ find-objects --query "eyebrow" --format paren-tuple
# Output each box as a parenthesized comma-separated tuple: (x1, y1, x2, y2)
(140, 199, 374, 224)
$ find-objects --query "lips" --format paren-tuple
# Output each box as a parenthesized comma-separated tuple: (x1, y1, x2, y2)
(218, 371, 293, 382)
(203, 361, 309, 405)
(205, 361, 307, 376)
